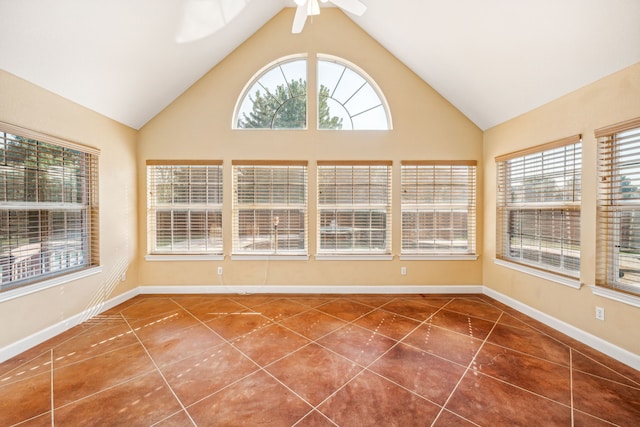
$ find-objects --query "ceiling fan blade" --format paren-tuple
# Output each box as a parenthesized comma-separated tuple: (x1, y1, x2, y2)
(329, 0, 367, 16)
(292, 4, 309, 33)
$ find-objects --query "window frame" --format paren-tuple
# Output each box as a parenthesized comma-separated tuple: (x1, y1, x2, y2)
(231, 160, 308, 259)
(0, 121, 100, 295)
(316, 161, 392, 259)
(232, 53, 392, 131)
(595, 117, 640, 298)
(400, 160, 477, 259)
(495, 135, 582, 281)
(146, 160, 224, 258)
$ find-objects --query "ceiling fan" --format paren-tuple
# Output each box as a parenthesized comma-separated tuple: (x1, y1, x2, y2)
(292, 0, 367, 34)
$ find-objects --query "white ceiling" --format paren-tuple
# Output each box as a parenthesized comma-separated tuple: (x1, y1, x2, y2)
(1, 0, 638, 131)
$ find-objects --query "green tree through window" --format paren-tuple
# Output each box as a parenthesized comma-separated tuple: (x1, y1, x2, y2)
(237, 80, 342, 129)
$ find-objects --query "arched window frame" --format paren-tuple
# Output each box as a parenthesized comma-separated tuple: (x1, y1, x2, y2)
(232, 53, 392, 131)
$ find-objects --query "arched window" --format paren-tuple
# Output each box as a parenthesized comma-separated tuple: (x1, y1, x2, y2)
(234, 55, 307, 129)
(233, 54, 391, 130)
(317, 55, 391, 130)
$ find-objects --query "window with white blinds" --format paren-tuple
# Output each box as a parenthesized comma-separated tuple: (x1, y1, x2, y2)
(0, 122, 100, 293)
(147, 161, 223, 255)
(317, 161, 392, 254)
(401, 161, 476, 256)
(596, 117, 640, 296)
(232, 161, 307, 255)
(496, 135, 581, 277)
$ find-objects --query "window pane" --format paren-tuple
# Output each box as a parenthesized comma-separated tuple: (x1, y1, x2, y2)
(401, 163, 476, 255)
(235, 59, 307, 129)
(318, 58, 390, 130)
(597, 124, 640, 294)
(232, 163, 307, 254)
(318, 163, 391, 254)
(147, 163, 223, 255)
(497, 139, 581, 276)
(0, 127, 98, 292)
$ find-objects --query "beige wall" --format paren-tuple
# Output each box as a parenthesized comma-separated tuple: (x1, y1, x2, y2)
(0, 70, 139, 349)
(136, 9, 484, 289)
(483, 62, 640, 355)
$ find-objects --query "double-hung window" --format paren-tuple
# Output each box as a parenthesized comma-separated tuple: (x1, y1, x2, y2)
(496, 135, 582, 278)
(0, 122, 99, 293)
(596, 117, 640, 296)
(147, 161, 223, 255)
(401, 161, 477, 257)
(317, 161, 392, 256)
(232, 161, 308, 255)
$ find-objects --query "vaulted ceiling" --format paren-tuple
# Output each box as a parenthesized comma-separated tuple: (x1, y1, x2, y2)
(1, 0, 638, 131)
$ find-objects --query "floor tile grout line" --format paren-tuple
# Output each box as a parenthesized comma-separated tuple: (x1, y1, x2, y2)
(466, 362, 575, 409)
(571, 367, 640, 390)
(292, 411, 339, 427)
(148, 409, 191, 427)
(570, 348, 640, 388)
(477, 298, 585, 351)
(50, 349, 54, 427)
(120, 314, 198, 427)
(570, 348, 575, 427)
(47, 340, 144, 373)
(476, 338, 572, 369)
(430, 311, 504, 426)
(572, 408, 622, 426)
(50, 361, 163, 412)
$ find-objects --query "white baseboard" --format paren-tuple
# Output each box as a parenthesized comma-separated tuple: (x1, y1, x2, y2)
(138, 284, 484, 295)
(483, 287, 640, 371)
(0, 288, 139, 364)
(2, 284, 638, 372)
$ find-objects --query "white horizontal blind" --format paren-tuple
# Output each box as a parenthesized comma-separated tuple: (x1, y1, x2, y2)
(147, 161, 223, 254)
(317, 161, 392, 254)
(401, 161, 476, 255)
(232, 161, 307, 254)
(596, 117, 640, 295)
(496, 135, 581, 277)
(0, 123, 99, 292)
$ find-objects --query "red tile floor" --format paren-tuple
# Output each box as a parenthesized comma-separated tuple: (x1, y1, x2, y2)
(1, 294, 639, 426)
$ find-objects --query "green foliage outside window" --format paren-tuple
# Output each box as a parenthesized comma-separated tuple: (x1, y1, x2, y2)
(237, 80, 342, 130)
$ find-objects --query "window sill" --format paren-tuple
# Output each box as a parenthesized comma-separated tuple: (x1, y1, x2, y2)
(145, 254, 224, 262)
(0, 266, 104, 303)
(590, 286, 640, 308)
(315, 254, 394, 261)
(493, 258, 581, 289)
(400, 254, 479, 261)
(230, 254, 310, 261)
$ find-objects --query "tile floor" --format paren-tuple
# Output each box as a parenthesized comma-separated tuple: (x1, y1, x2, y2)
(1, 294, 639, 426)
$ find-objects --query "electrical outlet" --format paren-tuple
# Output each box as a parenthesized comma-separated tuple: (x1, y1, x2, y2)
(217, 267, 223, 276)
(121, 272, 126, 282)
(595, 306, 605, 321)
(401, 266, 407, 276)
